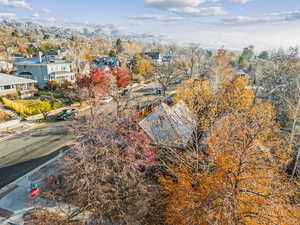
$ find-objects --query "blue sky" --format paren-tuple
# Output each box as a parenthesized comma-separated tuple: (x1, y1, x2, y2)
(0, 0, 300, 50)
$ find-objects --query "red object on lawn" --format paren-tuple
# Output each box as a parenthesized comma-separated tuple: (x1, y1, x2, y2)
(28, 188, 39, 199)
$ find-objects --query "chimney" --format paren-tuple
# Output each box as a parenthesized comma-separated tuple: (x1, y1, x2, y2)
(38, 51, 43, 63)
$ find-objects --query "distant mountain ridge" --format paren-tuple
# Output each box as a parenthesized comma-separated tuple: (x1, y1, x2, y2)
(0, 18, 174, 44)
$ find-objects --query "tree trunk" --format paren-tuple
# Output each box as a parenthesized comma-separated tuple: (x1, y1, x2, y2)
(292, 146, 300, 177)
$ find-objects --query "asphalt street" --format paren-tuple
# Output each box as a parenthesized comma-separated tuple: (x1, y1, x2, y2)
(0, 82, 160, 189)
(0, 120, 74, 188)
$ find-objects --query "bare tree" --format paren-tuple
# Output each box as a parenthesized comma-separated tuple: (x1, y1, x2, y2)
(40, 109, 157, 225)
(256, 47, 300, 175)
(0, 29, 28, 72)
(257, 47, 300, 123)
(154, 61, 183, 96)
(66, 36, 89, 73)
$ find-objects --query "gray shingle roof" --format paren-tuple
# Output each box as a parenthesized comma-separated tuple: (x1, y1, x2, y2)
(139, 102, 196, 148)
(0, 73, 37, 86)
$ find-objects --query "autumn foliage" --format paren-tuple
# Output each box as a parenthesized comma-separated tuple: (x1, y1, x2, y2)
(160, 107, 300, 225)
(175, 50, 253, 131)
(76, 67, 130, 99)
(76, 68, 111, 96)
(111, 68, 130, 88)
(160, 49, 300, 225)
(41, 114, 157, 225)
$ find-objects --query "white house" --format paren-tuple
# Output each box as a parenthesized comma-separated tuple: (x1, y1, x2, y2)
(14, 55, 75, 89)
(0, 73, 37, 98)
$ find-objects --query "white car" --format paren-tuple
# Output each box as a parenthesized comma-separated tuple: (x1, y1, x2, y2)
(99, 96, 113, 104)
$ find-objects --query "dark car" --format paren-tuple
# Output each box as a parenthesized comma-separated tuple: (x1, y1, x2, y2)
(56, 109, 78, 121)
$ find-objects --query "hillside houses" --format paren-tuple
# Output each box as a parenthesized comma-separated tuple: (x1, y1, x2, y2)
(144, 52, 172, 65)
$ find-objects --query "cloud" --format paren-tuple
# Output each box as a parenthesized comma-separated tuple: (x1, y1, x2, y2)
(0, 12, 16, 18)
(0, 0, 32, 10)
(171, 6, 225, 16)
(145, 0, 207, 9)
(230, 0, 253, 3)
(128, 14, 182, 22)
(144, 0, 225, 17)
(47, 17, 57, 23)
(221, 10, 300, 25)
(31, 13, 39, 18)
(128, 14, 163, 20)
(41, 8, 52, 14)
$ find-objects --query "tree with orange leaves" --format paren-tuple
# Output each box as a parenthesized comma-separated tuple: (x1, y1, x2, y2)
(160, 48, 300, 225)
(76, 67, 113, 99)
(111, 68, 130, 88)
(175, 49, 253, 131)
(160, 103, 300, 225)
(175, 75, 253, 133)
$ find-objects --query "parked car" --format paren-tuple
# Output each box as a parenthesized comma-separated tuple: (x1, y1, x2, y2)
(99, 96, 113, 104)
(56, 109, 78, 121)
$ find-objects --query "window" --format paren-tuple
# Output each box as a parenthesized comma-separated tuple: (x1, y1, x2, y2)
(4, 85, 11, 90)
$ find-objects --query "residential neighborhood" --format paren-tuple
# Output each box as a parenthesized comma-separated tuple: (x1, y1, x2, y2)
(0, 1, 300, 225)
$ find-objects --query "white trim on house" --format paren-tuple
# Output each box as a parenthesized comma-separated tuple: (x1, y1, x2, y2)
(0, 73, 37, 97)
(0, 73, 37, 86)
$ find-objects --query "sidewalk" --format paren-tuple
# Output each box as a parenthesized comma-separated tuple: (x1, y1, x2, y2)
(0, 153, 63, 225)
(0, 150, 90, 225)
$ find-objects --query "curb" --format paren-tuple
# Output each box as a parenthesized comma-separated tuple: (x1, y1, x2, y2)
(0, 144, 72, 195)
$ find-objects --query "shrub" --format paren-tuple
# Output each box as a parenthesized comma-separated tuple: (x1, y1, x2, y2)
(4, 91, 19, 100)
(0, 111, 11, 122)
(46, 80, 59, 90)
(2, 97, 52, 117)
(52, 101, 64, 110)
(61, 79, 71, 89)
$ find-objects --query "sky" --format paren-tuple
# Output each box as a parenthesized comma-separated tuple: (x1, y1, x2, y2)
(0, 0, 300, 50)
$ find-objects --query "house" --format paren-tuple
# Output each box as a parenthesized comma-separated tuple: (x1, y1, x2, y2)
(162, 55, 172, 63)
(13, 55, 75, 89)
(93, 56, 119, 69)
(0, 73, 37, 98)
(10, 53, 24, 62)
(144, 52, 162, 65)
(139, 102, 196, 148)
(46, 49, 61, 56)
(0, 61, 13, 72)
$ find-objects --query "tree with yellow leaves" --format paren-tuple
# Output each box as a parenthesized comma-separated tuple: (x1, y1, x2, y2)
(132, 53, 153, 76)
(175, 74, 253, 131)
(160, 104, 300, 225)
(160, 48, 300, 225)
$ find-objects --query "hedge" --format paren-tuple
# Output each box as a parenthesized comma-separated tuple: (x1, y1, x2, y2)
(2, 98, 52, 117)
